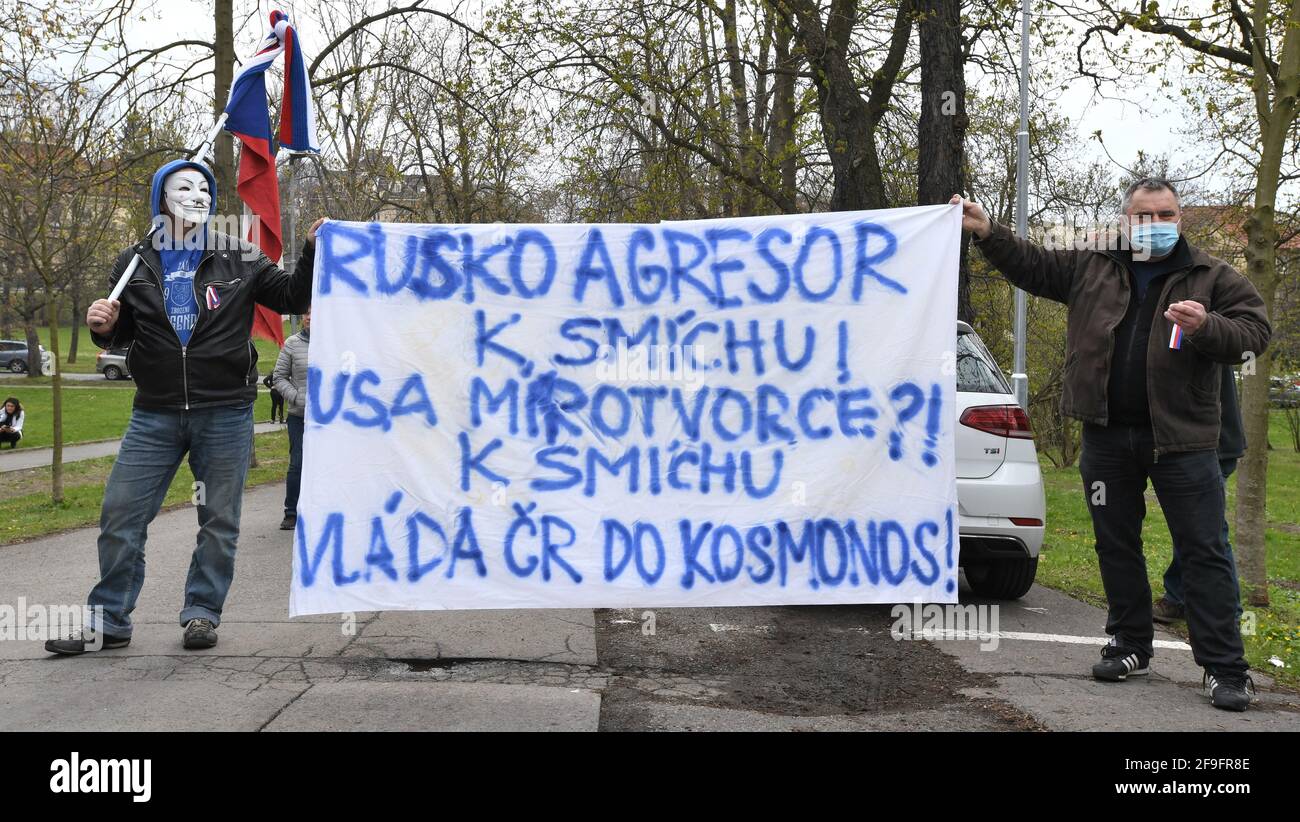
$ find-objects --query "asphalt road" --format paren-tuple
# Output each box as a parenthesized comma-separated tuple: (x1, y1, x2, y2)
(2, 482, 1297, 731)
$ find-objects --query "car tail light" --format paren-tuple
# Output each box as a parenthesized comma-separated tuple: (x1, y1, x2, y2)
(960, 405, 1034, 439)
(1009, 517, 1043, 527)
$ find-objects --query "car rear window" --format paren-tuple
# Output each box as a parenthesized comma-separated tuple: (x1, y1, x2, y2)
(957, 331, 1011, 394)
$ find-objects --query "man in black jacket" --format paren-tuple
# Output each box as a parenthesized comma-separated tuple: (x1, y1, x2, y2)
(46, 159, 325, 655)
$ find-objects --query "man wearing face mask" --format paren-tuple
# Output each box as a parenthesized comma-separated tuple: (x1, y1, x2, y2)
(950, 179, 1271, 712)
(45, 159, 327, 656)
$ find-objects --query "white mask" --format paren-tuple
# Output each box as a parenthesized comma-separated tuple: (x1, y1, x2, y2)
(162, 169, 212, 226)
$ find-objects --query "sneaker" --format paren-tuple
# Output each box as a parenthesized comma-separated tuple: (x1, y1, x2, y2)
(1204, 669, 1254, 712)
(1152, 596, 1185, 624)
(183, 618, 218, 650)
(45, 630, 131, 655)
(279, 515, 297, 531)
(1092, 641, 1150, 681)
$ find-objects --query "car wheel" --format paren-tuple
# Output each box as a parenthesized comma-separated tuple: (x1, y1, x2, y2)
(8, 359, 26, 373)
(104, 366, 122, 380)
(965, 557, 1039, 600)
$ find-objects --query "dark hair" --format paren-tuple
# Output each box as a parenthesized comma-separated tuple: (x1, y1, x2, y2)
(1, 397, 19, 418)
(1122, 177, 1179, 212)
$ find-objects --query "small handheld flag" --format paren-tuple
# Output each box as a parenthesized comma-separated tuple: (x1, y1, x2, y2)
(205, 285, 221, 311)
(1169, 323, 1183, 350)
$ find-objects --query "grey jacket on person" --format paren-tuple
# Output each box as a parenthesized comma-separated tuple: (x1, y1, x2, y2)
(272, 327, 310, 417)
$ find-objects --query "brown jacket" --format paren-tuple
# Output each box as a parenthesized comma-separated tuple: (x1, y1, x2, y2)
(973, 222, 1271, 457)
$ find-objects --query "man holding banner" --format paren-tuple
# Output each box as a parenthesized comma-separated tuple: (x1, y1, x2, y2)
(44, 160, 325, 655)
(953, 180, 1270, 712)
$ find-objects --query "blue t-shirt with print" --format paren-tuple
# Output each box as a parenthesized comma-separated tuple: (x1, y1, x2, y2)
(160, 244, 202, 345)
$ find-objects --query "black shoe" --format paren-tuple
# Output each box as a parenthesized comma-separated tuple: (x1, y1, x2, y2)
(1204, 669, 1254, 712)
(1152, 596, 1185, 624)
(1092, 641, 1150, 681)
(279, 515, 297, 530)
(45, 630, 131, 655)
(183, 618, 218, 650)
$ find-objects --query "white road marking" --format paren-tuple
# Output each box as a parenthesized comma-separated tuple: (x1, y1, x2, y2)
(902, 629, 1192, 650)
(707, 623, 1193, 651)
(708, 623, 774, 634)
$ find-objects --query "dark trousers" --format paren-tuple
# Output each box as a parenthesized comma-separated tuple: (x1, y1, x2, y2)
(0, 430, 18, 447)
(285, 413, 304, 517)
(1080, 423, 1246, 673)
(1163, 458, 1242, 620)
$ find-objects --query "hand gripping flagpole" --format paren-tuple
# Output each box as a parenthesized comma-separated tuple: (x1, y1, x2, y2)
(105, 29, 263, 305)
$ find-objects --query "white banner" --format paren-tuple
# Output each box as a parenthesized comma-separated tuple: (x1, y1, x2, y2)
(290, 204, 961, 615)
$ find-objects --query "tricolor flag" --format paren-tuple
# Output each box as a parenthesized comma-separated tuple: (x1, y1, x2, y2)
(205, 284, 222, 311)
(1169, 323, 1184, 350)
(222, 9, 319, 346)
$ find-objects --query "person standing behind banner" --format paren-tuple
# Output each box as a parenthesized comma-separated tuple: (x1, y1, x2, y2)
(273, 306, 310, 531)
(1154, 363, 1246, 624)
(262, 371, 285, 423)
(0, 397, 24, 448)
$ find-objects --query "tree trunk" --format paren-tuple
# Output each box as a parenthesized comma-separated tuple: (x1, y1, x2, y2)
(1236, 343, 1273, 607)
(1, 274, 10, 338)
(1236, 199, 1283, 609)
(47, 297, 63, 503)
(767, 15, 798, 210)
(695, 0, 729, 216)
(213, 0, 236, 201)
(23, 321, 40, 379)
(68, 295, 80, 364)
(1233, 0, 1299, 609)
(783, 0, 911, 211)
(917, 0, 974, 322)
(722, 0, 755, 216)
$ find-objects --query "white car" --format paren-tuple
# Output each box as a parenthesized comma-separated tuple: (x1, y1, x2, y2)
(955, 321, 1046, 599)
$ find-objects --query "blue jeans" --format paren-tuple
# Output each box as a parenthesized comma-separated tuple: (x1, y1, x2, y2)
(88, 402, 254, 637)
(285, 413, 304, 517)
(1162, 458, 1243, 621)
(1079, 423, 1246, 673)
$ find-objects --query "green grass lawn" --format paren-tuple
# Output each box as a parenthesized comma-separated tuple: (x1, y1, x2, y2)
(0, 384, 274, 448)
(26, 319, 295, 376)
(1035, 410, 1300, 686)
(0, 429, 292, 544)
(0, 321, 293, 448)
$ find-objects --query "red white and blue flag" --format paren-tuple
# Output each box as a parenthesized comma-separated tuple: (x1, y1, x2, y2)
(205, 284, 222, 311)
(1168, 323, 1184, 350)
(223, 9, 319, 345)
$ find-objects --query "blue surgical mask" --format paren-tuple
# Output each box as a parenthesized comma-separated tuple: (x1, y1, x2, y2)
(1130, 222, 1180, 256)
